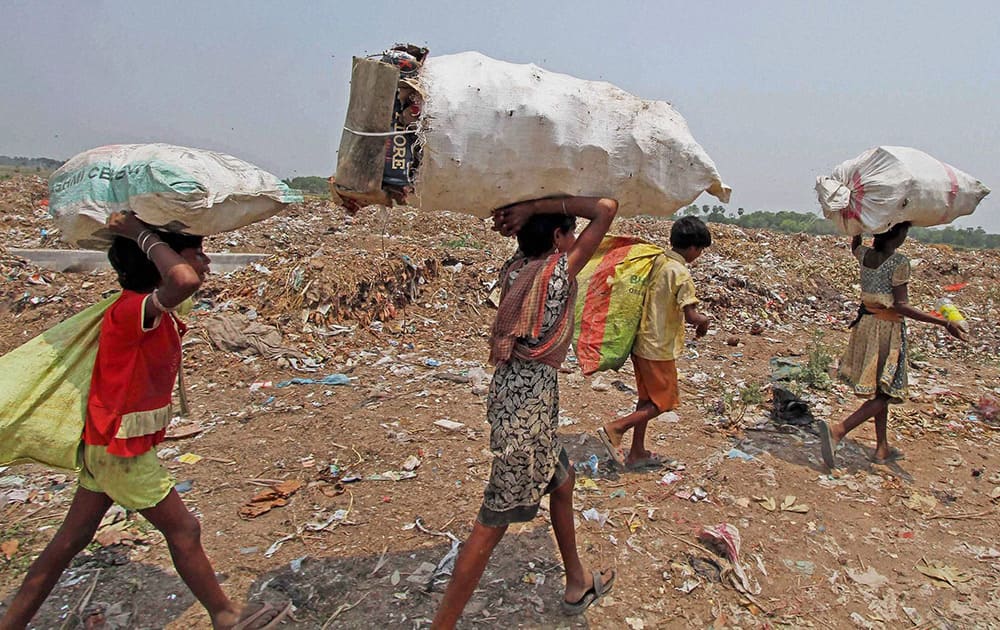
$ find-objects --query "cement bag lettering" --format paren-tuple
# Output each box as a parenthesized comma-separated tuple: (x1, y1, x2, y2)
(414, 52, 730, 217)
(0, 295, 118, 471)
(50, 144, 303, 248)
(574, 236, 663, 375)
(816, 146, 990, 235)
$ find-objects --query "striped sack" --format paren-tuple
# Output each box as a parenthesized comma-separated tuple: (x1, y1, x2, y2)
(573, 236, 663, 375)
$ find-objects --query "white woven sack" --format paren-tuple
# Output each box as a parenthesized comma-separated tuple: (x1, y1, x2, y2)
(413, 52, 730, 217)
(816, 146, 990, 235)
(49, 144, 302, 248)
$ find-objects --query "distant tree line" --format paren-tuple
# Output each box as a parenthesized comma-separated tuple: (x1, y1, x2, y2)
(679, 204, 1000, 250)
(283, 176, 330, 197)
(0, 156, 64, 170)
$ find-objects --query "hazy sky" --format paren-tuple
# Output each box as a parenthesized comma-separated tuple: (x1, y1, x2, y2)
(3, 0, 998, 230)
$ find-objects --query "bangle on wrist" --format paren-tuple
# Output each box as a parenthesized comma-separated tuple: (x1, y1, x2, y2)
(137, 230, 154, 252)
(144, 241, 169, 258)
(149, 289, 176, 313)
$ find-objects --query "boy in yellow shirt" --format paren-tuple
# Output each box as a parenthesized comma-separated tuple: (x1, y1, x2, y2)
(597, 216, 710, 469)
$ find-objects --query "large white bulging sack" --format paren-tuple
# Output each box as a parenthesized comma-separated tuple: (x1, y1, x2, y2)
(49, 144, 302, 248)
(816, 146, 990, 235)
(413, 52, 730, 217)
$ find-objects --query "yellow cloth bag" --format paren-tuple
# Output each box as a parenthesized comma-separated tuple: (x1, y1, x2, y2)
(0, 295, 117, 471)
(573, 236, 663, 374)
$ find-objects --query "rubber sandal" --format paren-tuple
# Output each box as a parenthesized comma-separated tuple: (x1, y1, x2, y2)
(562, 568, 616, 615)
(818, 421, 836, 469)
(625, 452, 672, 472)
(596, 428, 625, 468)
(873, 448, 905, 465)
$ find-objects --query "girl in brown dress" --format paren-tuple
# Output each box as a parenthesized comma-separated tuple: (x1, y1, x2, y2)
(819, 222, 967, 468)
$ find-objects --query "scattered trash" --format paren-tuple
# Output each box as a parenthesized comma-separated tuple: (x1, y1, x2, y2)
(675, 487, 708, 502)
(239, 479, 303, 519)
(276, 374, 351, 388)
(915, 560, 974, 587)
(726, 448, 755, 461)
(174, 480, 194, 493)
(903, 493, 938, 514)
(165, 422, 203, 440)
(657, 472, 682, 486)
(401, 455, 421, 471)
(365, 471, 417, 482)
(573, 453, 600, 477)
(433, 419, 465, 431)
(846, 566, 889, 588)
(1, 539, 18, 560)
(771, 387, 815, 426)
(755, 495, 809, 513)
(176, 453, 203, 465)
(676, 578, 701, 593)
(697, 523, 760, 594)
(976, 392, 1000, 422)
(582, 507, 609, 528)
(590, 375, 611, 392)
(782, 559, 816, 576)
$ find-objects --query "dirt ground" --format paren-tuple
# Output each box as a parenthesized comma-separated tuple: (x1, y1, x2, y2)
(2, 174, 999, 629)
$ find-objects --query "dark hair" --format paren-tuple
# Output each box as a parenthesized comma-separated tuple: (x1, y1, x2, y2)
(108, 231, 203, 292)
(516, 213, 576, 258)
(872, 221, 911, 252)
(670, 215, 712, 249)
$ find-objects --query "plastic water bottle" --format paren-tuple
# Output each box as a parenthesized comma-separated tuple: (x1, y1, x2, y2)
(936, 298, 968, 332)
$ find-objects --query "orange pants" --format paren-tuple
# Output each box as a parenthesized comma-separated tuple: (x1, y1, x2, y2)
(632, 354, 679, 413)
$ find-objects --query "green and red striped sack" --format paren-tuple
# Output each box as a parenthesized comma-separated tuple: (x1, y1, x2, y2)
(573, 236, 663, 375)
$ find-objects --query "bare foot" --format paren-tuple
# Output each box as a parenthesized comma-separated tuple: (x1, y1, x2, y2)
(216, 602, 291, 630)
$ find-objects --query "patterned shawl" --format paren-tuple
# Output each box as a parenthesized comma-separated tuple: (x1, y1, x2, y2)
(488, 252, 577, 368)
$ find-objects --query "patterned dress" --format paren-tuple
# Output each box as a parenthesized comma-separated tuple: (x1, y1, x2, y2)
(839, 245, 910, 402)
(478, 253, 572, 527)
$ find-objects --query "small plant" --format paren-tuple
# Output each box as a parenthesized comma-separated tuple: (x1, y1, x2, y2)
(800, 333, 834, 390)
(442, 234, 485, 250)
(739, 381, 765, 406)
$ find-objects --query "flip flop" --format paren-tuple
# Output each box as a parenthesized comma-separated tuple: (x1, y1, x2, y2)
(233, 601, 292, 630)
(625, 452, 673, 472)
(562, 568, 616, 615)
(818, 421, 836, 469)
(596, 428, 625, 468)
(873, 448, 905, 465)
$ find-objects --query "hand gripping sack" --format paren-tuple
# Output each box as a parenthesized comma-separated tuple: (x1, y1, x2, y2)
(49, 144, 303, 248)
(413, 52, 730, 217)
(815, 146, 990, 235)
(574, 236, 664, 375)
(0, 295, 117, 471)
